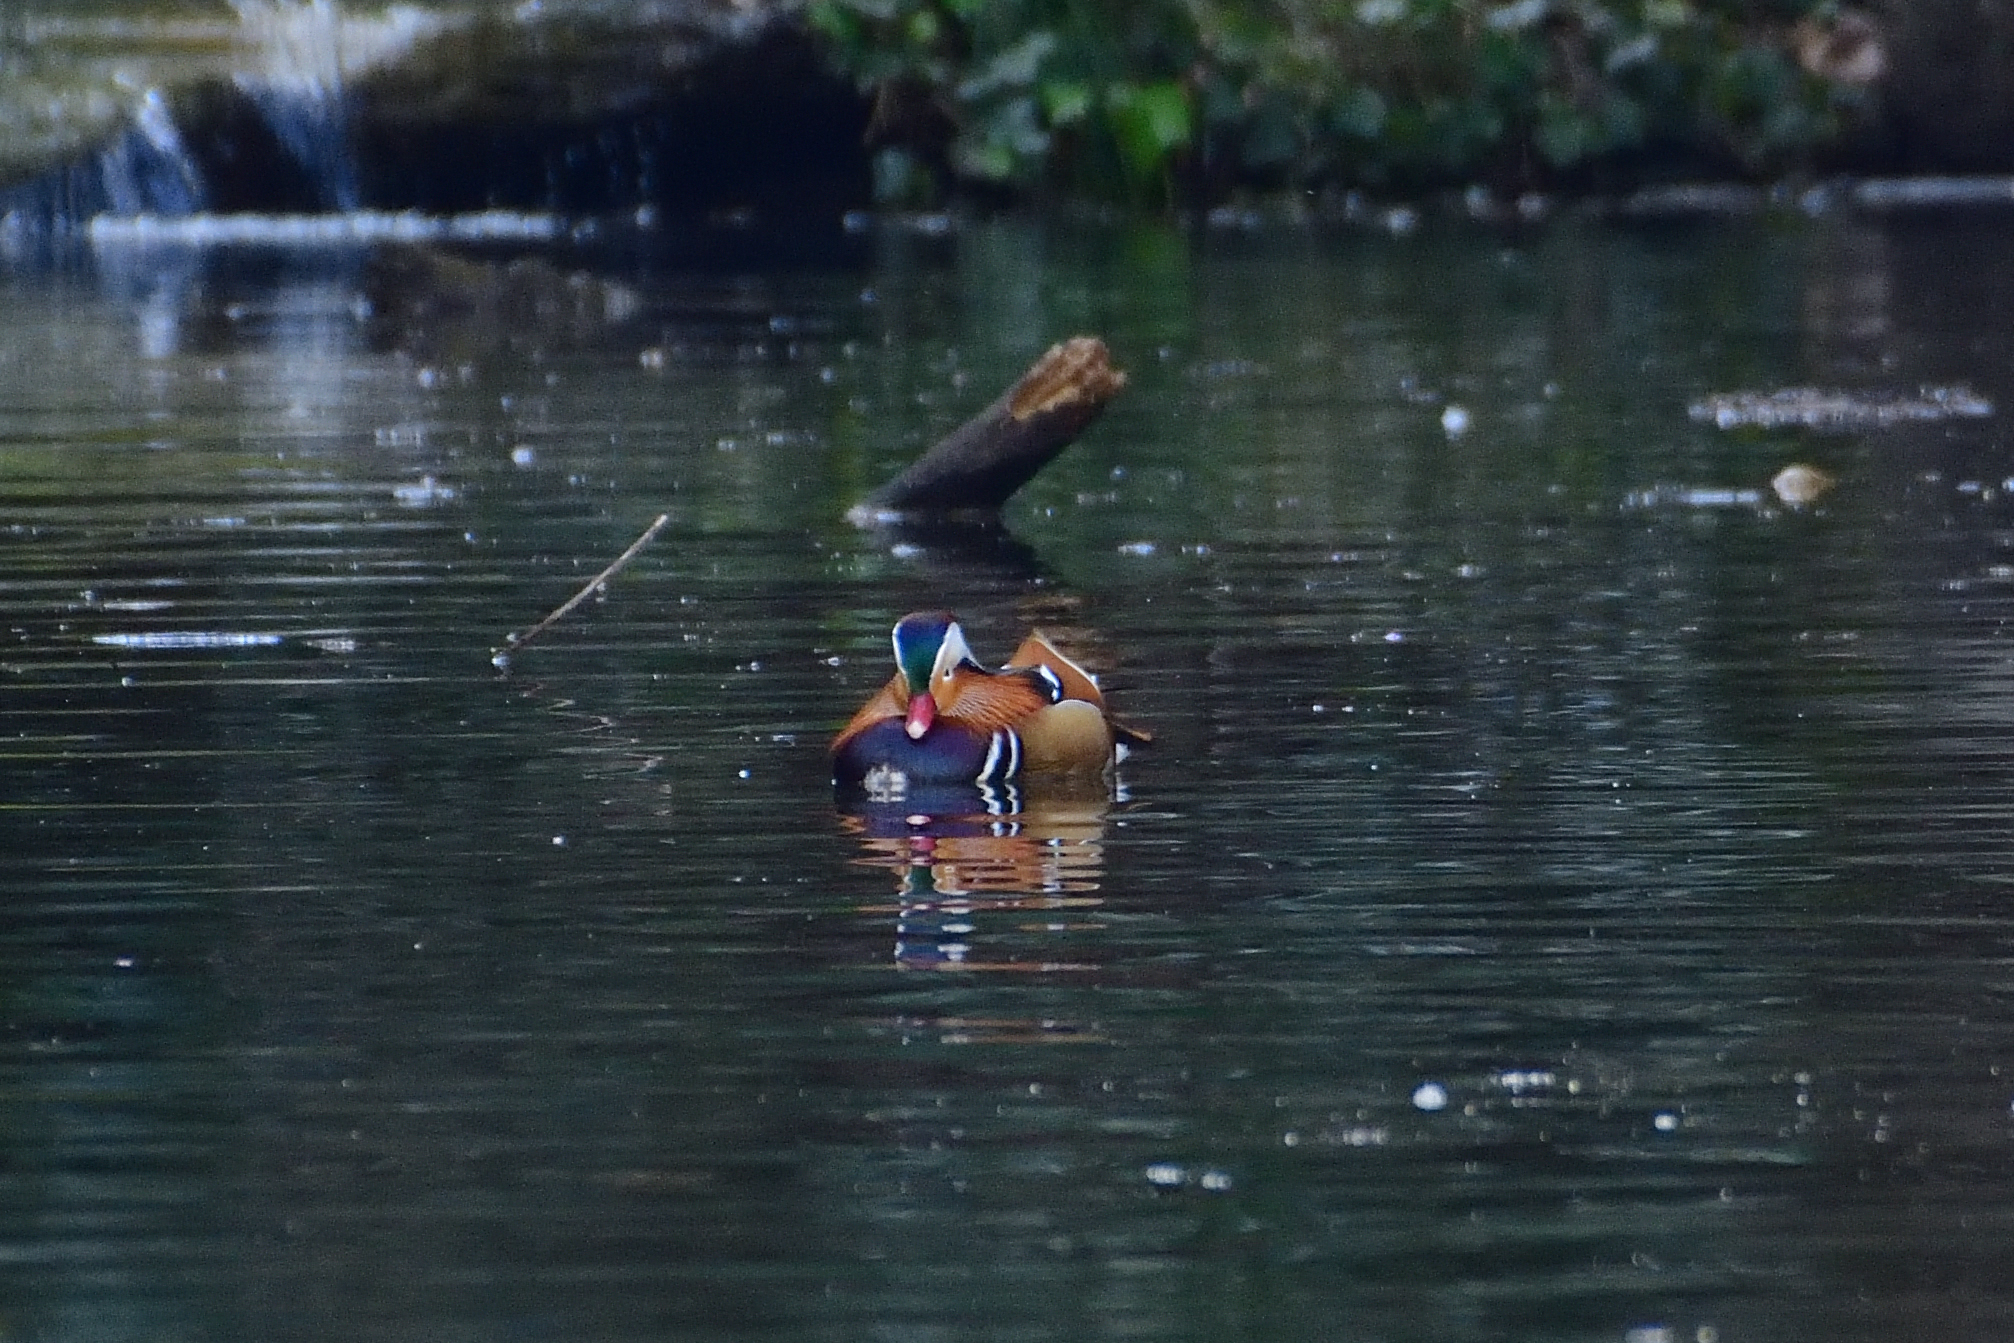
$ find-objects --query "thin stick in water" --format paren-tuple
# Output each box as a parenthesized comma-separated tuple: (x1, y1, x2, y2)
(493, 512, 670, 667)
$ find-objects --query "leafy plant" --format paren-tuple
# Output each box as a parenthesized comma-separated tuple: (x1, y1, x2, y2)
(807, 0, 1855, 203)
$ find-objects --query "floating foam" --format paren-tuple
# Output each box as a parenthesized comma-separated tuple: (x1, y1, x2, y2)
(87, 210, 564, 247)
(1853, 176, 2014, 210)
(392, 475, 456, 507)
(1691, 385, 1992, 431)
(93, 632, 285, 649)
(1622, 486, 1764, 509)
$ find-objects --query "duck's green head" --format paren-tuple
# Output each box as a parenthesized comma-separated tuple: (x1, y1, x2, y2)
(890, 610, 975, 738)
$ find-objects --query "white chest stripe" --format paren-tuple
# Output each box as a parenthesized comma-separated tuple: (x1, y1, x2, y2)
(975, 727, 1022, 784)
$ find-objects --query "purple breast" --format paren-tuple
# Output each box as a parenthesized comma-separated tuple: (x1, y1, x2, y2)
(832, 718, 1001, 786)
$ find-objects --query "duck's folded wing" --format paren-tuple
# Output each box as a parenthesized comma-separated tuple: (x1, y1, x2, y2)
(1004, 631, 1105, 707)
(941, 669, 1055, 733)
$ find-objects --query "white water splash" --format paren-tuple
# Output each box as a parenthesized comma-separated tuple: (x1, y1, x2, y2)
(227, 2, 450, 209)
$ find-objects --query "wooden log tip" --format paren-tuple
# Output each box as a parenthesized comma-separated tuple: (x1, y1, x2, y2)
(1007, 337, 1128, 422)
(855, 335, 1128, 517)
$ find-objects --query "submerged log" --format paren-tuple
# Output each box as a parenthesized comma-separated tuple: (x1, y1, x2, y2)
(849, 337, 1126, 522)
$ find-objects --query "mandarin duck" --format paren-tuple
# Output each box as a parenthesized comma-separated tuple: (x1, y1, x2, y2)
(832, 611, 1141, 791)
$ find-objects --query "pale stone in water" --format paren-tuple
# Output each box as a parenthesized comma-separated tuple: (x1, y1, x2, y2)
(1771, 462, 1836, 506)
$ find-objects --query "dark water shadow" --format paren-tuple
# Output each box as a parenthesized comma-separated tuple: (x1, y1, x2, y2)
(849, 513, 1046, 587)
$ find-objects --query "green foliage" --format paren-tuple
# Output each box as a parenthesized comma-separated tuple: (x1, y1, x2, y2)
(807, 0, 1853, 203)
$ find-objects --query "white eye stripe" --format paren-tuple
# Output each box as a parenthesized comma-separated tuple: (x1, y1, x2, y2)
(935, 621, 976, 681)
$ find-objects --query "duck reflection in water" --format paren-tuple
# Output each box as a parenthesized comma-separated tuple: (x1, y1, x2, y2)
(840, 789, 1111, 988)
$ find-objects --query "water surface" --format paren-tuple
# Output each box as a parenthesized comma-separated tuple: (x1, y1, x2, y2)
(3, 213, 2014, 1342)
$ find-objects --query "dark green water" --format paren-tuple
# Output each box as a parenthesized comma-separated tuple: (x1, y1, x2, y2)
(3, 212, 2014, 1342)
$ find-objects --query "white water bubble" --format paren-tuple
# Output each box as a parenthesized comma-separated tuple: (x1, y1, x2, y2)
(1412, 1081, 1449, 1111)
